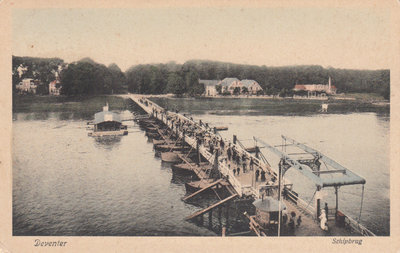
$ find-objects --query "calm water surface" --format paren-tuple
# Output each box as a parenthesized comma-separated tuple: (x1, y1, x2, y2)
(13, 97, 390, 236)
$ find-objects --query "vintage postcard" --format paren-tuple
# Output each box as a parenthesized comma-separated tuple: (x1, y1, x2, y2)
(0, 0, 399, 252)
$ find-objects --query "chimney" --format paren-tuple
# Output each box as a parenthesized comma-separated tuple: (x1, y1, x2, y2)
(328, 76, 331, 91)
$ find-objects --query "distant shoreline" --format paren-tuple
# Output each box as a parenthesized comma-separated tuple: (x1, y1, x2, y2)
(12, 93, 389, 116)
(131, 93, 390, 105)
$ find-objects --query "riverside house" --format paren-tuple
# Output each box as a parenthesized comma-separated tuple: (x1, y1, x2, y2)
(200, 79, 220, 97)
(293, 77, 337, 97)
(202, 77, 263, 96)
(15, 78, 39, 94)
(240, 79, 263, 95)
(49, 80, 61, 96)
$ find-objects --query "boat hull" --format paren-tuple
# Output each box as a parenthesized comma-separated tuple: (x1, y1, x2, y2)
(161, 152, 181, 163)
(89, 130, 128, 137)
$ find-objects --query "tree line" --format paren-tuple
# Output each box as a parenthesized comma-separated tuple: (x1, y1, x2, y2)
(12, 56, 390, 99)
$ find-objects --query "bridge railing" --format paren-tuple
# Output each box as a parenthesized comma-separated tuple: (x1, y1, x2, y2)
(219, 162, 243, 197)
(342, 211, 376, 236)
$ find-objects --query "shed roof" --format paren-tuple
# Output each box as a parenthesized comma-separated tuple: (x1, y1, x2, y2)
(241, 79, 259, 88)
(94, 111, 121, 124)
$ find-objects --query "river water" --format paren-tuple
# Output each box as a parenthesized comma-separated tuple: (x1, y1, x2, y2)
(12, 97, 390, 236)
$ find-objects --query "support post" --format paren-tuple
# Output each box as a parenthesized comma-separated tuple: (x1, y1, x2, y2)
(255, 146, 259, 159)
(278, 161, 282, 236)
(208, 209, 213, 228)
(218, 206, 222, 229)
(196, 140, 200, 166)
(335, 186, 339, 220)
(225, 202, 229, 229)
(316, 186, 322, 221)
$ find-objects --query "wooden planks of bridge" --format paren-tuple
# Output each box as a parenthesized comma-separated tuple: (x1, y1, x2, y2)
(185, 193, 238, 220)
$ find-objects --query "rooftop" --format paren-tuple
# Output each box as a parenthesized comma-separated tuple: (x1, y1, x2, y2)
(94, 111, 121, 124)
(220, 77, 240, 87)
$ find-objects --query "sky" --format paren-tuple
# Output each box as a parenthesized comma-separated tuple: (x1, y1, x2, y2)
(12, 7, 392, 71)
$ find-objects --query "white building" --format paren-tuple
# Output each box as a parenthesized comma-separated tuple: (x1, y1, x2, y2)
(15, 78, 38, 94)
(219, 77, 241, 94)
(200, 79, 220, 96)
(240, 79, 263, 94)
(49, 80, 61, 96)
(293, 77, 337, 97)
(201, 77, 264, 96)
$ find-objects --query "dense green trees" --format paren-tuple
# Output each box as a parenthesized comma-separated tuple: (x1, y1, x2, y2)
(166, 73, 185, 96)
(12, 56, 390, 99)
(60, 59, 125, 95)
(125, 64, 204, 96)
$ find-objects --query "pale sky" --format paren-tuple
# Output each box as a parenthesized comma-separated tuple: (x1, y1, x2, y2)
(12, 7, 391, 71)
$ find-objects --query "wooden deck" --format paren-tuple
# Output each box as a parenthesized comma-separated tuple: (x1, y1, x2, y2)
(124, 94, 371, 237)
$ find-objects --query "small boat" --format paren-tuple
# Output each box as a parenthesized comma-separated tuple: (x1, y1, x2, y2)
(154, 144, 189, 152)
(214, 126, 229, 131)
(145, 131, 161, 138)
(88, 103, 128, 137)
(153, 139, 175, 145)
(185, 179, 220, 193)
(161, 151, 182, 163)
(171, 162, 209, 175)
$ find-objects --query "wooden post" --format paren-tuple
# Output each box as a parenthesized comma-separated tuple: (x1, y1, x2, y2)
(278, 161, 282, 236)
(316, 186, 322, 221)
(225, 202, 229, 229)
(255, 146, 259, 159)
(218, 206, 222, 229)
(196, 140, 201, 166)
(209, 209, 213, 228)
(335, 186, 339, 220)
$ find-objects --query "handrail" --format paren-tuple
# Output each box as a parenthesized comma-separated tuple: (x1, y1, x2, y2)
(219, 162, 243, 196)
(341, 211, 376, 236)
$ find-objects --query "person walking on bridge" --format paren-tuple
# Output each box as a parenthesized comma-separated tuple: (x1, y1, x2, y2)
(250, 157, 254, 171)
(255, 168, 260, 182)
(242, 154, 247, 173)
(260, 170, 266, 181)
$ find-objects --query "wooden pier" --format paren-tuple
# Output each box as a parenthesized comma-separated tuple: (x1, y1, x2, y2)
(124, 94, 375, 237)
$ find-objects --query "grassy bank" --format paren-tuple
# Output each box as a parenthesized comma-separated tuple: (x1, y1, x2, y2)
(13, 95, 132, 113)
(13, 94, 390, 117)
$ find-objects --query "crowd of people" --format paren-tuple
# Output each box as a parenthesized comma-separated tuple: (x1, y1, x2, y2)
(147, 101, 311, 232)
(151, 105, 276, 190)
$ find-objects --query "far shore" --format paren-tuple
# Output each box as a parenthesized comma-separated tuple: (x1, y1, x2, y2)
(124, 92, 390, 105)
(12, 93, 390, 117)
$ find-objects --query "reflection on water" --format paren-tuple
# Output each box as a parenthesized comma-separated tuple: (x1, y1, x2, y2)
(12, 97, 390, 236)
(93, 136, 122, 150)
